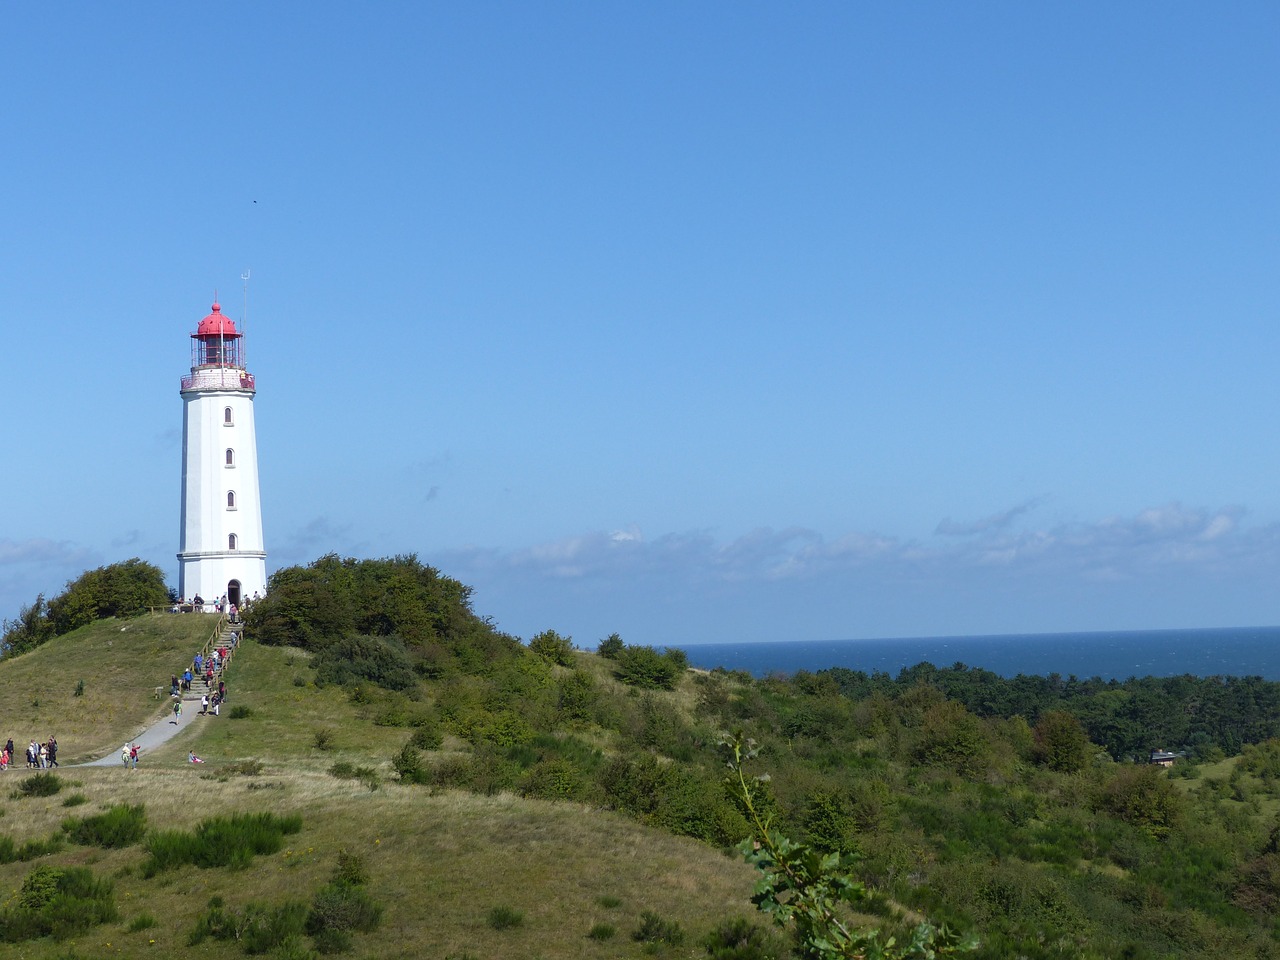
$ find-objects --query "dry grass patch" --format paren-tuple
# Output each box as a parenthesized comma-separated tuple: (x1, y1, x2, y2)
(0, 769, 759, 960)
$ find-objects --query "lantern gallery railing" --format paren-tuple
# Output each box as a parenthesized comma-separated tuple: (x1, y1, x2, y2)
(181, 369, 256, 392)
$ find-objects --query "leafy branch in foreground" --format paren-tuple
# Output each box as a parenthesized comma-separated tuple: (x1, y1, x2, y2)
(721, 733, 978, 960)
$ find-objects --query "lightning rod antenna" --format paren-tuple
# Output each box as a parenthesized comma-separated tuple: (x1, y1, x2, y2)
(241, 269, 251, 367)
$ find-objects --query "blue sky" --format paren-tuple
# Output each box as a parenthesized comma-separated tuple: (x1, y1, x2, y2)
(2, 4, 1278, 647)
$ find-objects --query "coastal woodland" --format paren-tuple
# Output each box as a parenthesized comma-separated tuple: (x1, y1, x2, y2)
(3, 554, 1280, 958)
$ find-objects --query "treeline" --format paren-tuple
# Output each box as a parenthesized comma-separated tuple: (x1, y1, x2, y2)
(818, 662, 1280, 760)
(1, 559, 169, 656)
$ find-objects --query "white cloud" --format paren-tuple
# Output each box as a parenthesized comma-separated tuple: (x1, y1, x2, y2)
(438, 501, 1277, 591)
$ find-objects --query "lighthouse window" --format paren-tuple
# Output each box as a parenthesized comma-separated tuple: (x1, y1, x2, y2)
(229, 534, 238, 550)
(225, 448, 235, 467)
(227, 491, 236, 510)
(224, 407, 234, 425)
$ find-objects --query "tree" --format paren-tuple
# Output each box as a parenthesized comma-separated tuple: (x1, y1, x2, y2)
(1, 594, 54, 656)
(597, 633, 625, 659)
(1032, 710, 1091, 773)
(528, 629, 575, 666)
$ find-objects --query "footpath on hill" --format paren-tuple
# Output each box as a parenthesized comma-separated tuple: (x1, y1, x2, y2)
(72, 615, 242, 768)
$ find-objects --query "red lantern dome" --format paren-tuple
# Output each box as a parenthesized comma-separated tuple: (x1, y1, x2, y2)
(195, 302, 241, 339)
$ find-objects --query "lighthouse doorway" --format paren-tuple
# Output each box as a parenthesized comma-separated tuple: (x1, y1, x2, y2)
(228, 580, 242, 607)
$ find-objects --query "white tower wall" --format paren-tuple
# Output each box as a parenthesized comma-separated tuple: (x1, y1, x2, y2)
(177, 304, 267, 607)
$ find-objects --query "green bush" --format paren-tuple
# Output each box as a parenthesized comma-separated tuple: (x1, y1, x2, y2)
(486, 905, 524, 930)
(14, 773, 63, 798)
(519, 758, 584, 801)
(0, 865, 117, 942)
(127, 912, 157, 931)
(557, 670, 598, 723)
(704, 917, 785, 960)
(63, 803, 147, 848)
(409, 722, 443, 750)
(307, 882, 383, 938)
(17, 836, 64, 861)
(528, 629, 575, 665)
(313, 728, 336, 751)
(189, 896, 309, 952)
(633, 909, 684, 945)
(614, 645, 683, 690)
(314, 633, 418, 692)
(587, 922, 616, 940)
(392, 743, 428, 784)
(597, 633, 625, 659)
(229, 704, 253, 719)
(144, 812, 302, 876)
(61, 793, 88, 808)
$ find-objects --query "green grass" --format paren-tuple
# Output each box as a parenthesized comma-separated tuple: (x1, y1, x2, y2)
(0, 619, 758, 959)
(0, 613, 219, 762)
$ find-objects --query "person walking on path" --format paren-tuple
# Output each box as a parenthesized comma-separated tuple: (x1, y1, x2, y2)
(130, 744, 139, 768)
(46, 737, 57, 768)
(121, 744, 131, 767)
(172, 700, 182, 724)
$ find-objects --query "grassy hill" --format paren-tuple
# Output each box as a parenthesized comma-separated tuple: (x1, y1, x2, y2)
(0, 617, 761, 960)
(0, 613, 220, 763)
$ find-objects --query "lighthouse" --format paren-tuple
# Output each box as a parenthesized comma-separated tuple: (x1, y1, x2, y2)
(177, 300, 267, 608)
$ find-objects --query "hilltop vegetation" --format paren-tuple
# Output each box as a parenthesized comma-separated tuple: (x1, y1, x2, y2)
(3, 553, 1280, 957)
(1, 558, 168, 656)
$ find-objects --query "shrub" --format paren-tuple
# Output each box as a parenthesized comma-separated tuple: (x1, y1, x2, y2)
(127, 912, 157, 932)
(392, 743, 428, 784)
(1097, 766, 1183, 840)
(17, 836, 64, 861)
(596, 894, 622, 909)
(189, 896, 309, 952)
(333, 850, 370, 887)
(587, 922, 616, 940)
(615, 645, 683, 690)
(144, 812, 303, 876)
(14, 773, 63, 798)
(0, 865, 117, 942)
(558, 671, 598, 724)
(597, 633, 625, 659)
(486, 905, 524, 930)
(313, 728, 336, 751)
(528, 629, 575, 665)
(704, 917, 785, 960)
(633, 909, 684, 945)
(314, 633, 417, 692)
(409, 722, 443, 750)
(519, 758, 583, 801)
(63, 804, 147, 848)
(229, 705, 253, 719)
(307, 883, 383, 938)
(1032, 710, 1091, 773)
(61, 794, 88, 808)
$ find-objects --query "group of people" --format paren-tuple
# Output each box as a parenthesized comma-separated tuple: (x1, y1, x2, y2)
(121, 742, 140, 768)
(170, 636, 237, 724)
(170, 592, 260, 616)
(0, 737, 58, 771)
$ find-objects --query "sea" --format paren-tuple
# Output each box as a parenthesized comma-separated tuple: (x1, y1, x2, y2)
(672, 625, 1280, 682)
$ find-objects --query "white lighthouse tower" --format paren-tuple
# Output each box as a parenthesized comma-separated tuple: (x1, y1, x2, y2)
(177, 300, 267, 608)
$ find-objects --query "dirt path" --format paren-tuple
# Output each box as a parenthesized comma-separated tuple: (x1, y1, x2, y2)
(75, 694, 212, 767)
